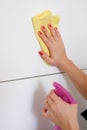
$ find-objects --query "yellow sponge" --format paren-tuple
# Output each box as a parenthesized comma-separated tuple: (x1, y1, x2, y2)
(32, 10, 60, 56)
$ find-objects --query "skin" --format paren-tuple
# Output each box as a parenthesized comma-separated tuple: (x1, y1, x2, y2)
(38, 24, 87, 130)
(42, 90, 79, 130)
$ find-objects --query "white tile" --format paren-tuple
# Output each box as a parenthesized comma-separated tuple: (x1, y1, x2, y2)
(0, 0, 87, 81)
(0, 70, 87, 130)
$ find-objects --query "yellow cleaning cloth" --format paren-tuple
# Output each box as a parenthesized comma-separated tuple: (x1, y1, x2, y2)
(32, 10, 60, 56)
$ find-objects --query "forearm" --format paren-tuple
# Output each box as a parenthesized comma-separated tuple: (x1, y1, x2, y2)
(38, 25, 87, 99)
(58, 58, 87, 99)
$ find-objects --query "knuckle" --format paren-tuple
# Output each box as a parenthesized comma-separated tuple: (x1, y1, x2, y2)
(49, 37, 54, 43)
(49, 90, 54, 95)
(42, 35, 49, 42)
(45, 38, 49, 43)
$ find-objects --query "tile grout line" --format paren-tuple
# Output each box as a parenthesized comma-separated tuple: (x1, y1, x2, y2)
(0, 68, 87, 84)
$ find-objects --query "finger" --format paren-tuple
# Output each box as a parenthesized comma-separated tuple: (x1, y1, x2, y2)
(38, 50, 54, 65)
(44, 101, 50, 109)
(54, 27, 61, 40)
(38, 31, 52, 49)
(42, 108, 49, 118)
(42, 102, 49, 116)
(45, 95, 54, 106)
(47, 24, 58, 41)
(42, 107, 48, 113)
(42, 106, 51, 119)
(48, 90, 59, 102)
(41, 25, 51, 39)
(41, 25, 55, 43)
(49, 90, 68, 104)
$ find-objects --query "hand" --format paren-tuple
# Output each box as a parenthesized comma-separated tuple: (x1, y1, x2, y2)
(42, 90, 79, 130)
(38, 24, 69, 67)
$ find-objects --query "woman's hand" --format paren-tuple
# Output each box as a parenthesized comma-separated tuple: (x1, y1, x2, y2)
(42, 90, 79, 130)
(38, 24, 68, 67)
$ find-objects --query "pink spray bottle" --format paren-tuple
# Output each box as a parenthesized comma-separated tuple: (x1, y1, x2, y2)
(52, 82, 77, 130)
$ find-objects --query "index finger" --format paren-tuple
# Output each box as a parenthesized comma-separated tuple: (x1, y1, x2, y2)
(38, 31, 52, 50)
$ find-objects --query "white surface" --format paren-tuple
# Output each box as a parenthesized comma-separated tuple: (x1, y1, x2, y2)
(0, 0, 87, 81)
(0, 70, 87, 130)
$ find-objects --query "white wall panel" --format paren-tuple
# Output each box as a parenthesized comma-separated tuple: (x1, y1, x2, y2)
(0, 70, 87, 130)
(0, 0, 87, 81)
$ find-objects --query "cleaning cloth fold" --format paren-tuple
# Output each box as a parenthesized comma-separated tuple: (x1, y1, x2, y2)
(32, 10, 60, 56)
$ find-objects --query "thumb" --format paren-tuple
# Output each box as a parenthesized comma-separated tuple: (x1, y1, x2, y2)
(38, 51, 53, 65)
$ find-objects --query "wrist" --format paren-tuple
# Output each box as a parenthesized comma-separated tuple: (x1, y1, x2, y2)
(62, 120, 79, 130)
(57, 57, 72, 70)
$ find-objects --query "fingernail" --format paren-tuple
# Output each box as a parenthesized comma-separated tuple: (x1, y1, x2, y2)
(38, 31, 42, 35)
(44, 108, 48, 113)
(48, 24, 52, 28)
(38, 51, 43, 56)
(42, 25, 45, 29)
